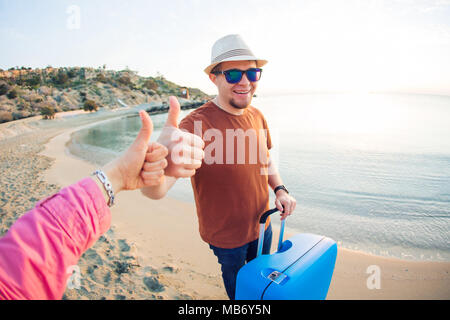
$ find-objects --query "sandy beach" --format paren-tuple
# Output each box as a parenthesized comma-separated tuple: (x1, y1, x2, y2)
(1, 108, 449, 300)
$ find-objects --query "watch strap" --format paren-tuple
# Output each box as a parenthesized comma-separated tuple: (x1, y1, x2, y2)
(274, 185, 289, 195)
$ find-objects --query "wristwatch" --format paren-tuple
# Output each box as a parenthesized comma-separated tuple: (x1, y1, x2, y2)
(274, 185, 289, 195)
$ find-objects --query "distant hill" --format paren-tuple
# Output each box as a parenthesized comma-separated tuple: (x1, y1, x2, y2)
(0, 66, 210, 123)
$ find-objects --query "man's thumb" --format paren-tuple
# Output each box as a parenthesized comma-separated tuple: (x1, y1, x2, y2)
(165, 96, 180, 128)
(134, 110, 153, 147)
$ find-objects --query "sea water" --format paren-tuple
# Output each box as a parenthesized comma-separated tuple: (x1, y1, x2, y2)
(69, 93, 450, 261)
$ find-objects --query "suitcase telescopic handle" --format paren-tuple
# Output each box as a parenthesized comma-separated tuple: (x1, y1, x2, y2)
(259, 208, 279, 223)
(257, 207, 286, 257)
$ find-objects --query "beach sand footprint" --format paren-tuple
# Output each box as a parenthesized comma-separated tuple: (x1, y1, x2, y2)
(162, 264, 180, 274)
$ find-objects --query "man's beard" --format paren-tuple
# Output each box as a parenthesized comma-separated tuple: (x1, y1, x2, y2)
(230, 97, 251, 110)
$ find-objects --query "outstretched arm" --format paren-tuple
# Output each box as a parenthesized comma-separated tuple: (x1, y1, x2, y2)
(0, 110, 166, 300)
(0, 178, 110, 299)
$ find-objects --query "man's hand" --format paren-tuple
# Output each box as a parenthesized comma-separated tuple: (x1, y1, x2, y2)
(275, 190, 297, 220)
(102, 110, 168, 193)
(140, 142, 169, 186)
(156, 96, 205, 178)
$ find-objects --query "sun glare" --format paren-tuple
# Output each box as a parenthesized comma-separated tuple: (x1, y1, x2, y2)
(260, 1, 450, 96)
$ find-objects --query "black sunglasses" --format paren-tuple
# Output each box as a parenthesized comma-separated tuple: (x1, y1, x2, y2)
(212, 68, 263, 84)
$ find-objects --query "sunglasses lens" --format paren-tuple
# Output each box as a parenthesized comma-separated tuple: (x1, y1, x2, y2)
(246, 69, 262, 82)
(222, 68, 262, 83)
(224, 70, 243, 84)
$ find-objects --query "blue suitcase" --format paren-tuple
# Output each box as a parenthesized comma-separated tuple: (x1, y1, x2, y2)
(235, 208, 337, 300)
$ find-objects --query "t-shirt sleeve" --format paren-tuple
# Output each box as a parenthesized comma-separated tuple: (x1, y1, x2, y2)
(179, 114, 194, 134)
(179, 113, 204, 138)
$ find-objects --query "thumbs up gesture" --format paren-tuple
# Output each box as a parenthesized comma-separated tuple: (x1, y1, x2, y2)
(102, 110, 168, 193)
(155, 96, 205, 178)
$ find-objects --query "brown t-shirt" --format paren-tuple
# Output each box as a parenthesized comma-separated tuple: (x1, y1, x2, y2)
(179, 101, 272, 248)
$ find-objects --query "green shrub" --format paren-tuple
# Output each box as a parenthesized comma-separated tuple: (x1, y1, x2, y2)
(67, 69, 77, 79)
(117, 75, 132, 87)
(6, 88, 18, 99)
(95, 73, 107, 83)
(16, 98, 31, 111)
(54, 72, 69, 85)
(40, 104, 56, 119)
(0, 111, 13, 123)
(12, 111, 30, 120)
(25, 74, 41, 88)
(0, 81, 10, 96)
(79, 91, 87, 102)
(83, 99, 99, 112)
(143, 79, 158, 91)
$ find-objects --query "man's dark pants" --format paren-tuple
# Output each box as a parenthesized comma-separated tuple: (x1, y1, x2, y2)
(209, 223, 273, 300)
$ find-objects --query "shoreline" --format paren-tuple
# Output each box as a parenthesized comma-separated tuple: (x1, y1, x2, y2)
(1, 108, 449, 299)
(66, 111, 448, 264)
(39, 112, 228, 299)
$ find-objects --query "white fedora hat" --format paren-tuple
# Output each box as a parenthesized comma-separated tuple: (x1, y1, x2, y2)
(204, 34, 268, 75)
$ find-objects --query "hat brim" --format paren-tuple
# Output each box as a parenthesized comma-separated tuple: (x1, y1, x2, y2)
(204, 56, 268, 75)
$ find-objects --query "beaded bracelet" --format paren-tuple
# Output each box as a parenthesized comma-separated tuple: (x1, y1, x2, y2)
(92, 170, 115, 207)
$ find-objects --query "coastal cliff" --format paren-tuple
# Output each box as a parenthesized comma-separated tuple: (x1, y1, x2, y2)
(0, 66, 210, 123)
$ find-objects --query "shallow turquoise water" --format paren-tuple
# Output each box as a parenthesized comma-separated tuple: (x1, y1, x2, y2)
(69, 93, 450, 261)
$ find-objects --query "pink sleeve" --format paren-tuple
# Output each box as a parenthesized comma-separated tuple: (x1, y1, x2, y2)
(0, 177, 111, 300)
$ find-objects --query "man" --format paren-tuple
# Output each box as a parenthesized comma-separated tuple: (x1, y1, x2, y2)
(142, 34, 296, 300)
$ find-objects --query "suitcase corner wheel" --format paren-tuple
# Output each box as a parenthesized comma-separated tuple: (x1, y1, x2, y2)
(235, 208, 338, 300)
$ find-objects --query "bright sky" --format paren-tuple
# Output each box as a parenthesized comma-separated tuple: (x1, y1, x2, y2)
(1, 0, 450, 96)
